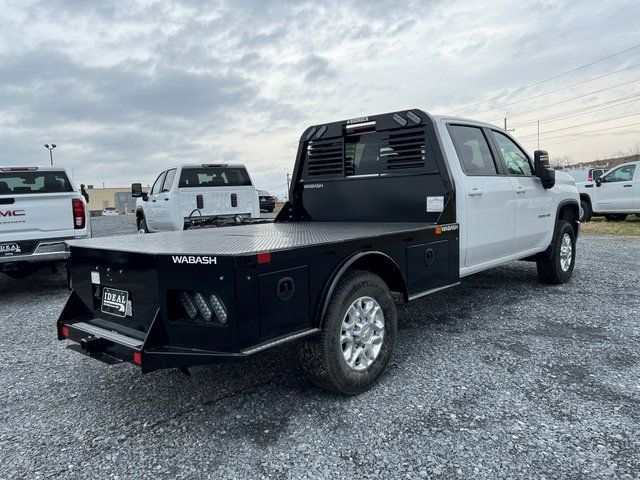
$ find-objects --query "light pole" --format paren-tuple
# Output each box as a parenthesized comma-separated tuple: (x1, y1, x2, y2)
(44, 144, 57, 166)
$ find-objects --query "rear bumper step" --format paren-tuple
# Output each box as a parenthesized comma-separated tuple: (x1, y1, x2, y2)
(71, 322, 143, 348)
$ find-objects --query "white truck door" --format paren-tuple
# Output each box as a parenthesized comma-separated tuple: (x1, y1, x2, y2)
(594, 163, 637, 212)
(154, 168, 177, 231)
(490, 130, 554, 252)
(447, 125, 517, 267)
(145, 170, 167, 232)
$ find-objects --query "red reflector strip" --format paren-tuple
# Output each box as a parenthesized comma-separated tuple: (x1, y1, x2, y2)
(133, 352, 142, 365)
(257, 252, 271, 264)
(61, 326, 69, 337)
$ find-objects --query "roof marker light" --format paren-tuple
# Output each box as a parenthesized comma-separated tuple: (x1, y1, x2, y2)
(392, 113, 407, 126)
(407, 111, 422, 124)
(314, 125, 327, 139)
(304, 127, 317, 141)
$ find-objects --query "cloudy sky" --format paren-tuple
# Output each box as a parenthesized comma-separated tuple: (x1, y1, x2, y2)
(1, 0, 639, 195)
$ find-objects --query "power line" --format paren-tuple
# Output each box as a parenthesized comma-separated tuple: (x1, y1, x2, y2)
(518, 111, 640, 139)
(469, 62, 640, 116)
(508, 93, 640, 127)
(531, 122, 640, 145)
(502, 76, 640, 120)
(450, 43, 640, 115)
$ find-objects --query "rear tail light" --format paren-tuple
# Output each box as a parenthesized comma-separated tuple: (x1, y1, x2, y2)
(60, 326, 69, 338)
(179, 292, 198, 319)
(133, 352, 142, 365)
(588, 172, 592, 181)
(193, 292, 213, 321)
(72, 198, 86, 229)
(209, 294, 228, 324)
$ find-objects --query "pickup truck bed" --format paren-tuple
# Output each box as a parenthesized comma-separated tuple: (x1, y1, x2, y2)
(69, 222, 433, 256)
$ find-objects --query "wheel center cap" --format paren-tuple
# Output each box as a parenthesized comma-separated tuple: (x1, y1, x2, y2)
(359, 324, 373, 344)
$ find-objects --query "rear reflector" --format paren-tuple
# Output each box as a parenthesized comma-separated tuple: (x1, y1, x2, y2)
(133, 352, 142, 365)
(257, 252, 271, 264)
(61, 326, 69, 338)
(72, 198, 86, 229)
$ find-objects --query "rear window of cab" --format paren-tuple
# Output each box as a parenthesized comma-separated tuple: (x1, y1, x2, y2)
(178, 168, 252, 188)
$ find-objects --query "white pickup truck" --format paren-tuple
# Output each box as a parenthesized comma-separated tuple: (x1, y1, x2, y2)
(0, 166, 90, 279)
(577, 161, 640, 222)
(132, 164, 260, 233)
(59, 110, 581, 395)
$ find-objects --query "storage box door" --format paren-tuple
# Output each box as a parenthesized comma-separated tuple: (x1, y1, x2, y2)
(258, 266, 310, 340)
(406, 240, 450, 294)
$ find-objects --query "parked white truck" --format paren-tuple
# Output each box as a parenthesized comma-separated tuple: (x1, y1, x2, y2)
(59, 110, 580, 395)
(132, 164, 260, 233)
(577, 161, 640, 222)
(0, 166, 90, 279)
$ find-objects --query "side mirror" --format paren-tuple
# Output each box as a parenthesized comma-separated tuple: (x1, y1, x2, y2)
(534, 150, 555, 189)
(131, 183, 147, 200)
(595, 177, 602, 187)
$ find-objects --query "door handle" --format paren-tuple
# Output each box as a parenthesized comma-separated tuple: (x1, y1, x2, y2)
(623, 184, 632, 188)
(468, 188, 483, 197)
(151, 199, 156, 203)
(515, 186, 527, 194)
(164, 197, 170, 201)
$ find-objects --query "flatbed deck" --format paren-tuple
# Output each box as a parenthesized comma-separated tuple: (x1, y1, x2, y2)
(68, 222, 434, 256)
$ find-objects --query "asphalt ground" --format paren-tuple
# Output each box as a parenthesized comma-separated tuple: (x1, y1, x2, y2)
(1, 216, 639, 479)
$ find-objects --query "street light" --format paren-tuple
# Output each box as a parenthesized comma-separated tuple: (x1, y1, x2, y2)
(44, 143, 57, 166)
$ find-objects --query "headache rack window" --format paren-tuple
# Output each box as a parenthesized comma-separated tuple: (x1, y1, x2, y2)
(304, 125, 436, 179)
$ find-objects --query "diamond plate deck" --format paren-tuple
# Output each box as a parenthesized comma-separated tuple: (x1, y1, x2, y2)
(68, 222, 434, 256)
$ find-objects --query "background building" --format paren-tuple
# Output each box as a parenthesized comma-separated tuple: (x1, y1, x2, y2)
(85, 186, 135, 214)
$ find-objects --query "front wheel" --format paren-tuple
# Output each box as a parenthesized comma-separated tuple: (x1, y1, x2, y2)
(536, 221, 576, 285)
(299, 270, 397, 395)
(605, 214, 628, 222)
(137, 216, 149, 233)
(579, 200, 592, 222)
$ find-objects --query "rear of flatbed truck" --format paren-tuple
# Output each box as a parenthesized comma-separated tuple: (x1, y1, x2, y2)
(58, 109, 460, 391)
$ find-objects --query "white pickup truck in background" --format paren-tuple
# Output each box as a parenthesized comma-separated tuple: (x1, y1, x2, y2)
(576, 161, 640, 222)
(132, 164, 260, 233)
(0, 167, 90, 279)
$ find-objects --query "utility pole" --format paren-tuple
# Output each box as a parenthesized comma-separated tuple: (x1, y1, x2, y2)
(286, 173, 291, 201)
(43, 144, 57, 166)
(503, 118, 515, 132)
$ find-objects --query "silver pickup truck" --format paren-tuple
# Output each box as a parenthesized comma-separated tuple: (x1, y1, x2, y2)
(0, 166, 91, 279)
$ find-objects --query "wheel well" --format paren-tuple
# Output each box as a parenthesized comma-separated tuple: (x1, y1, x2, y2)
(317, 252, 408, 327)
(136, 209, 144, 221)
(579, 193, 592, 208)
(349, 254, 407, 298)
(558, 202, 579, 236)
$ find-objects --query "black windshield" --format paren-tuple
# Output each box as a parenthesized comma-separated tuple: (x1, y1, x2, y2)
(178, 168, 252, 188)
(0, 171, 73, 195)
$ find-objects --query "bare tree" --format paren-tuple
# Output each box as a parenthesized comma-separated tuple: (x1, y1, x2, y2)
(628, 142, 640, 159)
(550, 155, 572, 169)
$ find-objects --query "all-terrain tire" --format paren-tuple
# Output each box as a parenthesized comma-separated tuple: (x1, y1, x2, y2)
(579, 199, 592, 222)
(299, 270, 397, 396)
(536, 221, 576, 285)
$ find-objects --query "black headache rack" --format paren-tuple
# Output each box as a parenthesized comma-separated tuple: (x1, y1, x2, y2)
(57, 109, 460, 373)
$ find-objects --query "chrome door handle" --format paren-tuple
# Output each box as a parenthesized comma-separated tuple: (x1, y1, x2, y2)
(468, 188, 483, 196)
(516, 186, 527, 194)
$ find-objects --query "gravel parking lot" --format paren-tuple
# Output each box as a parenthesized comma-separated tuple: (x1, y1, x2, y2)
(1, 217, 639, 479)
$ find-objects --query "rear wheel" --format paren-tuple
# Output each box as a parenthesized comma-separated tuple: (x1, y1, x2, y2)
(579, 200, 592, 222)
(299, 270, 397, 395)
(137, 216, 149, 233)
(604, 214, 628, 222)
(536, 221, 576, 285)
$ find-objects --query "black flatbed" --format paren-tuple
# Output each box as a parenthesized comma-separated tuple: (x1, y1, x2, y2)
(68, 222, 434, 256)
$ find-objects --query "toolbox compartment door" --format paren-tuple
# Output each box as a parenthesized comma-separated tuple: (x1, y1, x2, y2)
(258, 266, 310, 340)
(406, 240, 450, 294)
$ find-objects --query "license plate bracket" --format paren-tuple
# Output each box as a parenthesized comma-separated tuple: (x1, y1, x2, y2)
(101, 287, 130, 318)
